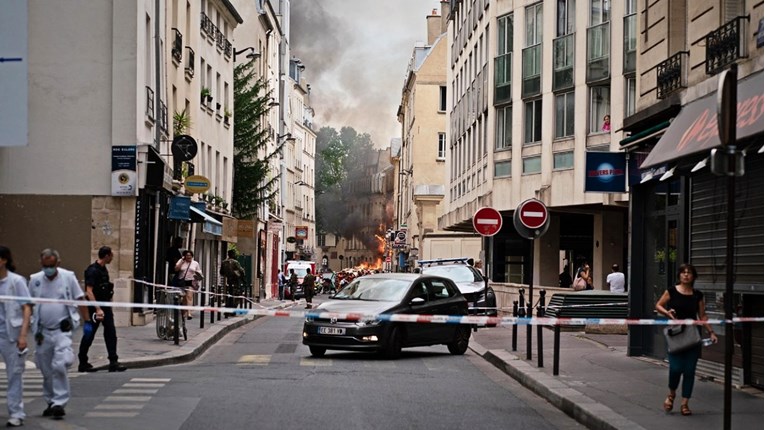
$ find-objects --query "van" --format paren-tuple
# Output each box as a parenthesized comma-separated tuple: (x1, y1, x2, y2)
(284, 260, 316, 299)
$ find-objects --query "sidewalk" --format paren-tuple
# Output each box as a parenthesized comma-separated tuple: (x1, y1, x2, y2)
(470, 326, 764, 430)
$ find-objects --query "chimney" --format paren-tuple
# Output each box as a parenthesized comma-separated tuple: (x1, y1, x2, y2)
(426, 8, 441, 45)
(441, 0, 451, 33)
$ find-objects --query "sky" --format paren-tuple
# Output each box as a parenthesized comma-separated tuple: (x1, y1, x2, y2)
(291, 0, 443, 148)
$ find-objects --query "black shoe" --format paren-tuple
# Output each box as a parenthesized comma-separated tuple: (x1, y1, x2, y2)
(108, 363, 127, 372)
(50, 405, 65, 419)
(42, 404, 53, 417)
(78, 363, 97, 373)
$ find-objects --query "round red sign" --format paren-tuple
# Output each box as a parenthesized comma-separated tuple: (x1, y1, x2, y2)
(518, 199, 548, 229)
(473, 207, 503, 236)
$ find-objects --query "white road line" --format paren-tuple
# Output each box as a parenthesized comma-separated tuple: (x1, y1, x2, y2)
(94, 404, 145, 410)
(85, 412, 139, 418)
(122, 383, 165, 388)
(113, 389, 159, 394)
(104, 396, 152, 402)
(238, 355, 271, 365)
(130, 378, 170, 382)
(300, 358, 332, 367)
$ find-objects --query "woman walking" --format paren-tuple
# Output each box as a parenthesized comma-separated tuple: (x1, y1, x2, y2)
(655, 263, 718, 416)
(175, 250, 202, 320)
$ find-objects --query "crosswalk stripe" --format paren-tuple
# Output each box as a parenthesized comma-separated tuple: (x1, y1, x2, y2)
(104, 396, 152, 402)
(0, 391, 43, 396)
(94, 404, 145, 410)
(238, 355, 271, 365)
(130, 378, 170, 382)
(122, 383, 165, 388)
(85, 412, 139, 418)
(300, 358, 332, 367)
(113, 389, 159, 394)
(0, 398, 36, 404)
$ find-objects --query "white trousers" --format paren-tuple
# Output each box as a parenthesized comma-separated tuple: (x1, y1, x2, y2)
(34, 329, 74, 407)
(0, 336, 26, 419)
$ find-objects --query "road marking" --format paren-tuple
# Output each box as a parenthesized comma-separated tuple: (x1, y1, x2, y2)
(238, 355, 271, 365)
(113, 388, 159, 394)
(95, 404, 145, 410)
(0, 390, 43, 396)
(300, 358, 332, 367)
(104, 396, 152, 402)
(85, 412, 139, 418)
(123, 383, 165, 388)
(363, 361, 396, 369)
(130, 378, 171, 382)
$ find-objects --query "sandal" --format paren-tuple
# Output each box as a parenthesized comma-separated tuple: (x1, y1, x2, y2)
(681, 404, 692, 416)
(663, 394, 675, 412)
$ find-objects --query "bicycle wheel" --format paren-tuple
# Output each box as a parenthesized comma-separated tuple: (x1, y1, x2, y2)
(156, 308, 168, 339)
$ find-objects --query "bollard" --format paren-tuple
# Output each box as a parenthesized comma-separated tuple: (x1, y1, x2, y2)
(537, 289, 546, 368)
(209, 285, 215, 325)
(553, 324, 561, 376)
(512, 300, 518, 351)
(173, 294, 180, 345)
(199, 286, 205, 329)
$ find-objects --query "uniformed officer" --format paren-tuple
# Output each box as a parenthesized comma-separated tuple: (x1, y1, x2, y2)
(0, 246, 32, 427)
(29, 249, 90, 420)
(77, 246, 126, 373)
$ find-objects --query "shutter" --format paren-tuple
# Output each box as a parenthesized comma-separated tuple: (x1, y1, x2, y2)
(723, 0, 743, 23)
(690, 153, 764, 290)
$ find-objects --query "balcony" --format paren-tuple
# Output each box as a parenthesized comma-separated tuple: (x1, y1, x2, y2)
(521, 43, 541, 98)
(185, 47, 195, 78)
(586, 22, 610, 82)
(706, 16, 748, 75)
(171, 28, 182, 64)
(553, 33, 575, 91)
(224, 39, 232, 59)
(216, 29, 225, 51)
(656, 51, 688, 99)
(494, 53, 512, 105)
(200, 12, 214, 38)
(159, 100, 168, 136)
(145, 86, 154, 122)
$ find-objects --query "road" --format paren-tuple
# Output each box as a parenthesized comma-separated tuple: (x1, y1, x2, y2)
(12, 305, 582, 429)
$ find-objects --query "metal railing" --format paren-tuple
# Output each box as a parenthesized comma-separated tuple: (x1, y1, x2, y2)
(657, 51, 688, 99)
(171, 28, 183, 63)
(145, 86, 154, 121)
(185, 47, 195, 77)
(706, 16, 748, 75)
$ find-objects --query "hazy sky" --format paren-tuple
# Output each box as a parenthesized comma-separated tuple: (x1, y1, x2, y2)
(291, 0, 443, 148)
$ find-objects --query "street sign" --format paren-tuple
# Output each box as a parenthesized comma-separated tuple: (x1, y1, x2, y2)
(472, 207, 503, 236)
(513, 199, 550, 239)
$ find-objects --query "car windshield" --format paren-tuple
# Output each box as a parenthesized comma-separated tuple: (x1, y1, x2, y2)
(422, 265, 480, 282)
(333, 278, 410, 301)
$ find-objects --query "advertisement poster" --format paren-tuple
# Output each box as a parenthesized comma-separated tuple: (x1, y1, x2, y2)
(111, 146, 137, 196)
(584, 152, 627, 193)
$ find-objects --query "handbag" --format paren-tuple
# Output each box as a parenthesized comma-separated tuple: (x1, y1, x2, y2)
(663, 324, 701, 354)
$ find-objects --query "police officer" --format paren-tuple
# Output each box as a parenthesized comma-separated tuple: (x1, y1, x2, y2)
(29, 249, 91, 420)
(78, 246, 126, 373)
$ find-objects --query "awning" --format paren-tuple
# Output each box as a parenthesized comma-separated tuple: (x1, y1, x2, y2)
(190, 206, 222, 236)
(641, 71, 764, 169)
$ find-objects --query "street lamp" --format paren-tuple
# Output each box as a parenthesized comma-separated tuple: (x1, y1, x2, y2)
(233, 47, 260, 62)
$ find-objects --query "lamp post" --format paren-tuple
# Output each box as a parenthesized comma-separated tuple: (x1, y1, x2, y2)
(233, 47, 260, 62)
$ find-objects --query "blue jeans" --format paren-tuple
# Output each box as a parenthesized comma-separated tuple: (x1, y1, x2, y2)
(668, 344, 701, 398)
(278, 284, 284, 300)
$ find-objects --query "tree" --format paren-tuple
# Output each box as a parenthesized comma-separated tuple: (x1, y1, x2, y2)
(232, 60, 282, 219)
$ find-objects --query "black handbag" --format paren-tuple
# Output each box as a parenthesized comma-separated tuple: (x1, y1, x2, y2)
(663, 325, 701, 354)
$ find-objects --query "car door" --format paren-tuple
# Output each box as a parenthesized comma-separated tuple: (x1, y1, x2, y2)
(426, 279, 461, 343)
(403, 280, 432, 345)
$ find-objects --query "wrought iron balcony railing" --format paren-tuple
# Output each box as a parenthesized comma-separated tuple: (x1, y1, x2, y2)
(224, 39, 232, 58)
(159, 100, 168, 136)
(656, 51, 688, 99)
(145, 86, 155, 121)
(705, 16, 748, 75)
(171, 28, 182, 63)
(185, 47, 195, 77)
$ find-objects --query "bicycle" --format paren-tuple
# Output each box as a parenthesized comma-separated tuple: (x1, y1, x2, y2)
(155, 287, 187, 341)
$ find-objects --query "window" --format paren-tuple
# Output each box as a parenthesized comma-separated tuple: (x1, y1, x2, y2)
(553, 151, 574, 169)
(439, 86, 447, 112)
(587, 0, 610, 82)
(555, 91, 575, 138)
(589, 86, 610, 133)
(524, 99, 542, 144)
(496, 105, 512, 150)
(623, 0, 637, 73)
(495, 13, 513, 104)
(557, 0, 576, 37)
(590, 0, 610, 25)
(523, 156, 542, 174)
(522, 4, 543, 97)
(625, 76, 636, 117)
(526, 3, 543, 45)
(438, 133, 446, 159)
(494, 160, 511, 177)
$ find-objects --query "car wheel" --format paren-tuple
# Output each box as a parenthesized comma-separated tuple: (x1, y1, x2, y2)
(382, 326, 402, 359)
(309, 346, 326, 357)
(447, 326, 471, 355)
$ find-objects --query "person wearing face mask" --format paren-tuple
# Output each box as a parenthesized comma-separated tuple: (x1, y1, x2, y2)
(28, 249, 90, 421)
(0, 246, 33, 427)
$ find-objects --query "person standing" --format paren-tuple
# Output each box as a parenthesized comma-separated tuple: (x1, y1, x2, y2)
(77, 246, 126, 373)
(277, 270, 286, 301)
(29, 249, 90, 420)
(302, 268, 316, 309)
(655, 263, 718, 416)
(175, 250, 201, 320)
(288, 269, 298, 303)
(606, 264, 626, 293)
(0, 246, 32, 427)
(220, 250, 244, 313)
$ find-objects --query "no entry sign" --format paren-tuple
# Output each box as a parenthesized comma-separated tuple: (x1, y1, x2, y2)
(473, 207, 503, 236)
(513, 199, 550, 239)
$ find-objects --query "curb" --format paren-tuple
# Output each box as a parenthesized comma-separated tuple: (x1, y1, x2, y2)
(91, 315, 258, 371)
(469, 341, 646, 430)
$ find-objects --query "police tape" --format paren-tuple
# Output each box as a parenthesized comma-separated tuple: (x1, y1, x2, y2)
(0, 294, 762, 327)
(130, 278, 258, 305)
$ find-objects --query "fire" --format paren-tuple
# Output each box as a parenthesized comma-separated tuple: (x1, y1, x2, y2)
(374, 234, 386, 254)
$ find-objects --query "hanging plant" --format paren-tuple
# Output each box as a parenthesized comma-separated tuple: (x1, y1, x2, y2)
(173, 108, 192, 136)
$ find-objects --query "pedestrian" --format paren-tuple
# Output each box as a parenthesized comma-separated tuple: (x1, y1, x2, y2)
(220, 250, 244, 312)
(277, 270, 287, 300)
(606, 264, 626, 293)
(77, 246, 126, 373)
(175, 250, 202, 320)
(655, 263, 718, 416)
(559, 265, 573, 288)
(302, 268, 316, 309)
(288, 269, 298, 302)
(0, 246, 33, 427)
(29, 249, 91, 420)
(574, 261, 594, 290)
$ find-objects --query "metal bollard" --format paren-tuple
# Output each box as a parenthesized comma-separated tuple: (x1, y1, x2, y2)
(537, 289, 546, 368)
(553, 325, 561, 376)
(217, 284, 222, 321)
(199, 286, 205, 329)
(209, 285, 215, 325)
(512, 300, 518, 351)
(173, 294, 180, 346)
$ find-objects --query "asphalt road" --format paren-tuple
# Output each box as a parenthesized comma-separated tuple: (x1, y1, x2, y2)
(14, 310, 583, 429)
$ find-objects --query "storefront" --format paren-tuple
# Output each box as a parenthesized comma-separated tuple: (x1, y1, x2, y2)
(624, 70, 763, 388)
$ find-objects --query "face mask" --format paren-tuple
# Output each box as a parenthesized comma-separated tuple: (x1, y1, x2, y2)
(43, 267, 57, 277)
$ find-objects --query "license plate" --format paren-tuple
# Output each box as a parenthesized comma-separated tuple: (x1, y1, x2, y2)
(318, 327, 345, 335)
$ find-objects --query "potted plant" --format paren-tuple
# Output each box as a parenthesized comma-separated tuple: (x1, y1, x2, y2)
(216, 102, 221, 111)
(200, 87, 211, 104)
(223, 107, 231, 125)
(173, 108, 191, 136)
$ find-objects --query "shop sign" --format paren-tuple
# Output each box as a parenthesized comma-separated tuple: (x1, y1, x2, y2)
(184, 175, 211, 194)
(295, 226, 308, 239)
(237, 220, 255, 239)
(168, 196, 191, 220)
(222, 217, 238, 243)
(111, 146, 137, 196)
(585, 152, 627, 193)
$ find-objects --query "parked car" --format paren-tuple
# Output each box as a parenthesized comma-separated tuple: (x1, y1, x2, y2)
(418, 258, 498, 320)
(302, 273, 471, 359)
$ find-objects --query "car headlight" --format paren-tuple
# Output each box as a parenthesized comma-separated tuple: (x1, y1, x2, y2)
(355, 318, 381, 327)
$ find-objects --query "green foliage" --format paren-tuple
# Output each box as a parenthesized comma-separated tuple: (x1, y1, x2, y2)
(172, 108, 191, 137)
(231, 60, 283, 219)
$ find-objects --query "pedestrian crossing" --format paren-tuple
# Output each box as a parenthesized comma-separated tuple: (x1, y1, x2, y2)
(85, 377, 170, 418)
(235, 353, 461, 370)
(0, 367, 84, 404)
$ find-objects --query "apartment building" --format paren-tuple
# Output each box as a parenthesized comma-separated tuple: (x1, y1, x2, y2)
(441, 0, 632, 288)
(620, 0, 763, 387)
(395, 4, 481, 270)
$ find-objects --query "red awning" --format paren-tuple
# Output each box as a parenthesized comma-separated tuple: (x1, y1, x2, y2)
(641, 71, 763, 169)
